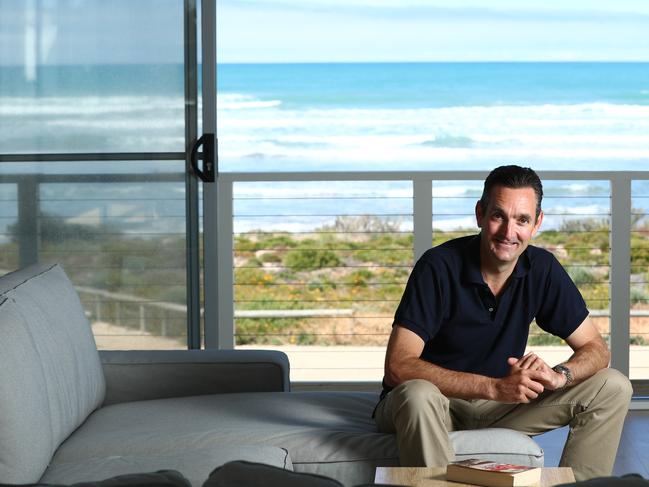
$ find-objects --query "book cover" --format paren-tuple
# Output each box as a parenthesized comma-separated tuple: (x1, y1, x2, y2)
(446, 459, 542, 486)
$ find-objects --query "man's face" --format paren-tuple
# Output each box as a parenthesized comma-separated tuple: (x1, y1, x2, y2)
(475, 185, 543, 267)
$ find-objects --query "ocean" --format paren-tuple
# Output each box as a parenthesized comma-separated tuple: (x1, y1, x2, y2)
(1, 62, 649, 234)
(217, 62, 649, 172)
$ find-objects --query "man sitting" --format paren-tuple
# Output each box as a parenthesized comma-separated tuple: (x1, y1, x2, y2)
(374, 165, 632, 481)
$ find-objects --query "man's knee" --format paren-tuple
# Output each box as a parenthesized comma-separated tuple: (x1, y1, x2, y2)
(595, 369, 633, 401)
(389, 379, 449, 418)
(589, 368, 633, 405)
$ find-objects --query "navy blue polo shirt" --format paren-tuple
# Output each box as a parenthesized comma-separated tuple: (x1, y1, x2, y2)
(392, 234, 588, 380)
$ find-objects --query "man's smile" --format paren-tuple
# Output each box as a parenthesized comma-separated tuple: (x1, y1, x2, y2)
(494, 238, 519, 248)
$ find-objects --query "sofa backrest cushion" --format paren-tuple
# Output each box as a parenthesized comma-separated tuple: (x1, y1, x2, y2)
(0, 263, 106, 483)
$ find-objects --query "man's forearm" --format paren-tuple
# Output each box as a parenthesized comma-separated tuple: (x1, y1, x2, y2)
(387, 355, 549, 404)
(561, 337, 610, 386)
(385, 356, 494, 400)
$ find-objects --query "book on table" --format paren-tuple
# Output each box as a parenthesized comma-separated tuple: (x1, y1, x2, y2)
(446, 459, 542, 486)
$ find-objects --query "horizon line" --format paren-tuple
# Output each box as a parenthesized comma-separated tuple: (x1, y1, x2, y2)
(2, 60, 649, 68)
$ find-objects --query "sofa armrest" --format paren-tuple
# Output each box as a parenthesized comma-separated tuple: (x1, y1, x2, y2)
(99, 349, 290, 406)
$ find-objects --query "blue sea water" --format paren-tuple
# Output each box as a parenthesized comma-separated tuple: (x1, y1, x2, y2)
(2, 62, 649, 170)
(1, 62, 649, 234)
(220, 62, 649, 109)
(215, 62, 649, 172)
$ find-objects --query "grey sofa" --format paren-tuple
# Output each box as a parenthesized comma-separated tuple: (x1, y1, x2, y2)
(0, 263, 544, 486)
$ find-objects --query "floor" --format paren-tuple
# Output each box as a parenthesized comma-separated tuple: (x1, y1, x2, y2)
(534, 410, 649, 477)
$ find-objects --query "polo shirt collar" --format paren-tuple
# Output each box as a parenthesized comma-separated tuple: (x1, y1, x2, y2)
(461, 233, 531, 285)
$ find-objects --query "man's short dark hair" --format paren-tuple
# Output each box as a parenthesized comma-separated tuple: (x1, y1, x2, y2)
(479, 165, 543, 220)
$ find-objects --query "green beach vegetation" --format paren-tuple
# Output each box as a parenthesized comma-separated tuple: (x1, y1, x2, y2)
(234, 213, 649, 347)
(2, 214, 649, 347)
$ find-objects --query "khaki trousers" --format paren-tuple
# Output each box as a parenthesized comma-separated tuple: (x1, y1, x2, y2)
(374, 368, 632, 481)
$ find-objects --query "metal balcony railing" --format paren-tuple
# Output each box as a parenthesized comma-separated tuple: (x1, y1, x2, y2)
(214, 170, 649, 380)
(1, 169, 648, 383)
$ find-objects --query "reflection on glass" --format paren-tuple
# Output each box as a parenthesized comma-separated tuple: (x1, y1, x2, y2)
(0, 1, 184, 154)
(0, 161, 187, 350)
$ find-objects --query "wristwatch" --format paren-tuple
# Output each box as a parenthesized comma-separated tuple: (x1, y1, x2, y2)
(552, 364, 573, 390)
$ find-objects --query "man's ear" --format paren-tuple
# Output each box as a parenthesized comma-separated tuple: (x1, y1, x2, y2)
(475, 200, 484, 228)
(532, 209, 544, 236)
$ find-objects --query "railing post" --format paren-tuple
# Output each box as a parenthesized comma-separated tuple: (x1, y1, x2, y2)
(609, 175, 631, 375)
(139, 304, 146, 333)
(217, 178, 235, 349)
(203, 177, 235, 349)
(17, 176, 40, 267)
(413, 178, 433, 261)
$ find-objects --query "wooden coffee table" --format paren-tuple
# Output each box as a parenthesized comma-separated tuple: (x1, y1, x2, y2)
(375, 466, 575, 486)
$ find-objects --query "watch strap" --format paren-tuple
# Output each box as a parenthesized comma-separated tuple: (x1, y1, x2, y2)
(552, 364, 573, 390)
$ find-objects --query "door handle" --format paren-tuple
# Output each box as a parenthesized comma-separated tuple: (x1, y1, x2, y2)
(189, 133, 216, 182)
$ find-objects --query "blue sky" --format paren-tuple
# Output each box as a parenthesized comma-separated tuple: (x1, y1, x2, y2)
(1, 0, 649, 65)
(217, 0, 649, 62)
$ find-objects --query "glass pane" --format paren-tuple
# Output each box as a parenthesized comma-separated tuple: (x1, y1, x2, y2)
(433, 180, 482, 243)
(531, 181, 611, 367)
(0, 161, 188, 349)
(0, 1, 184, 153)
(233, 180, 412, 381)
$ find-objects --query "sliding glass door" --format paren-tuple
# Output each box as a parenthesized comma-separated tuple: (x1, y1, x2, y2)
(0, 0, 214, 350)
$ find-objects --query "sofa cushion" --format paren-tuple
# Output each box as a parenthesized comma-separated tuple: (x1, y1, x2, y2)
(46, 391, 395, 486)
(41, 446, 292, 487)
(204, 460, 343, 487)
(0, 264, 105, 483)
(451, 428, 544, 465)
(47, 391, 542, 486)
